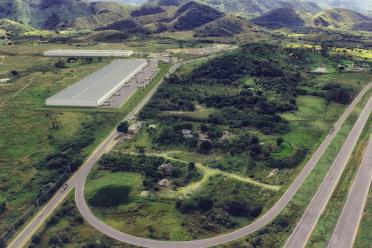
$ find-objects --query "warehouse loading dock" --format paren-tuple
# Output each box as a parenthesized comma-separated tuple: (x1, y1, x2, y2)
(45, 59, 147, 107)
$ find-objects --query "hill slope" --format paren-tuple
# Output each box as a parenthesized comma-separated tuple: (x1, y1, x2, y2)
(251, 8, 306, 28)
(195, 15, 259, 37)
(352, 21, 372, 31)
(97, 1, 224, 33)
(0, 0, 132, 29)
(311, 0, 372, 12)
(313, 8, 370, 28)
(146, 0, 322, 15)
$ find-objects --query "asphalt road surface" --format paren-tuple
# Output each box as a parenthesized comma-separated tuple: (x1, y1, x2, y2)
(9, 80, 372, 248)
(75, 83, 372, 248)
(327, 136, 372, 248)
(285, 97, 372, 248)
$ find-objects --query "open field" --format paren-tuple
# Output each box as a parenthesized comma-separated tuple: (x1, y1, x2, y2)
(0, 46, 122, 237)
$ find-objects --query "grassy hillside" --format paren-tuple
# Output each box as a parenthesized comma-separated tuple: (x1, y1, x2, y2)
(353, 21, 372, 31)
(97, 1, 224, 33)
(0, 0, 133, 30)
(251, 8, 306, 29)
(0, 19, 33, 36)
(195, 15, 259, 37)
(313, 8, 370, 28)
(146, 0, 322, 15)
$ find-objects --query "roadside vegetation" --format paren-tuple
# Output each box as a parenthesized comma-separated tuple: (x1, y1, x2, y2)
(355, 178, 372, 248)
(219, 88, 372, 248)
(0, 49, 122, 242)
(28, 192, 125, 248)
(85, 43, 372, 240)
(307, 113, 372, 247)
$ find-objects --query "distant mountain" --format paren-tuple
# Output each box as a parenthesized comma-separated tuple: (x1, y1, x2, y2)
(251, 6, 370, 30)
(97, 1, 224, 33)
(0, 0, 132, 29)
(311, 0, 372, 12)
(195, 15, 260, 37)
(251, 8, 307, 29)
(94, 0, 146, 4)
(312, 8, 370, 28)
(352, 21, 372, 31)
(146, 0, 323, 15)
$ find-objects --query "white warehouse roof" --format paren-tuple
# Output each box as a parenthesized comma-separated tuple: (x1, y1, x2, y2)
(46, 59, 147, 107)
(43, 50, 134, 57)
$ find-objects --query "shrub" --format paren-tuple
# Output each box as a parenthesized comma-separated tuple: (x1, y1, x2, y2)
(199, 140, 212, 154)
(223, 200, 263, 218)
(88, 185, 131, 207)
(198, 198, 214, 212)
(325, 87, 355, 104)
(117, 121, 129, 133)
(0, 196, 6, 213)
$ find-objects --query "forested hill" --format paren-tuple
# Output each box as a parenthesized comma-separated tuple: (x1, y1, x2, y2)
(141, 44, 356, 135)
(145, 0, 322, 15)
(0, 0, 132, 29)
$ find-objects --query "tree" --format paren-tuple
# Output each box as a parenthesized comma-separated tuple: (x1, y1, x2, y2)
(188, 162, 196, 171)
(277, 137, 284, 147)
(0, 196, 6, 213)
(199, 140, 212, 154)
(117, 121, 129, 133)
(198, 198, 214, 211)
(10, 70, 18, 76)
(54, 60, 66, 68)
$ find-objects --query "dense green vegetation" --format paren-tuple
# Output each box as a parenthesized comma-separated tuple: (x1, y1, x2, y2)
(83, 42, 372, 240)
(219, 88, 372, 248)
(89, 185, 131, 208)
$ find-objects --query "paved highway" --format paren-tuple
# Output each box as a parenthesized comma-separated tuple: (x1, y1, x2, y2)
(327, 136, 372, 248)
(285, 97, 372, 248)
(9, 78, 372, 248)
(75, 83, 372, 248)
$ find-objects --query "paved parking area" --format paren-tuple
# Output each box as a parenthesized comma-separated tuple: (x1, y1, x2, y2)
(102, 58, 159, 108)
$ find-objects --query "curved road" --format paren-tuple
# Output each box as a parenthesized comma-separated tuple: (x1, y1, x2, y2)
(327, 136, 372, 248)
(75, 82, 372, 248)
(285, 97, 372, 248)
(7, 63, 180, 248)
(8, 79, 372, 248)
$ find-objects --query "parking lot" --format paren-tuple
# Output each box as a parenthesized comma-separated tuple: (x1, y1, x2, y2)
(102, 57, 159, 108)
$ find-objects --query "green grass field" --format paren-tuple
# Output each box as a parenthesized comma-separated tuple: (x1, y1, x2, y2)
(0, 46, 121, 236)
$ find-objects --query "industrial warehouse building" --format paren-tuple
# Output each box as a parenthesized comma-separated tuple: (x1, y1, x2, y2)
(45, 59, 147, 107)
(43, 50, 134, 57)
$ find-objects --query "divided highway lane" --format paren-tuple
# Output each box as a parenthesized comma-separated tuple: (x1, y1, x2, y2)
(75, 83, 372, 248)
(285, 97, 372, 248)
(328, 136, 372, 248)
